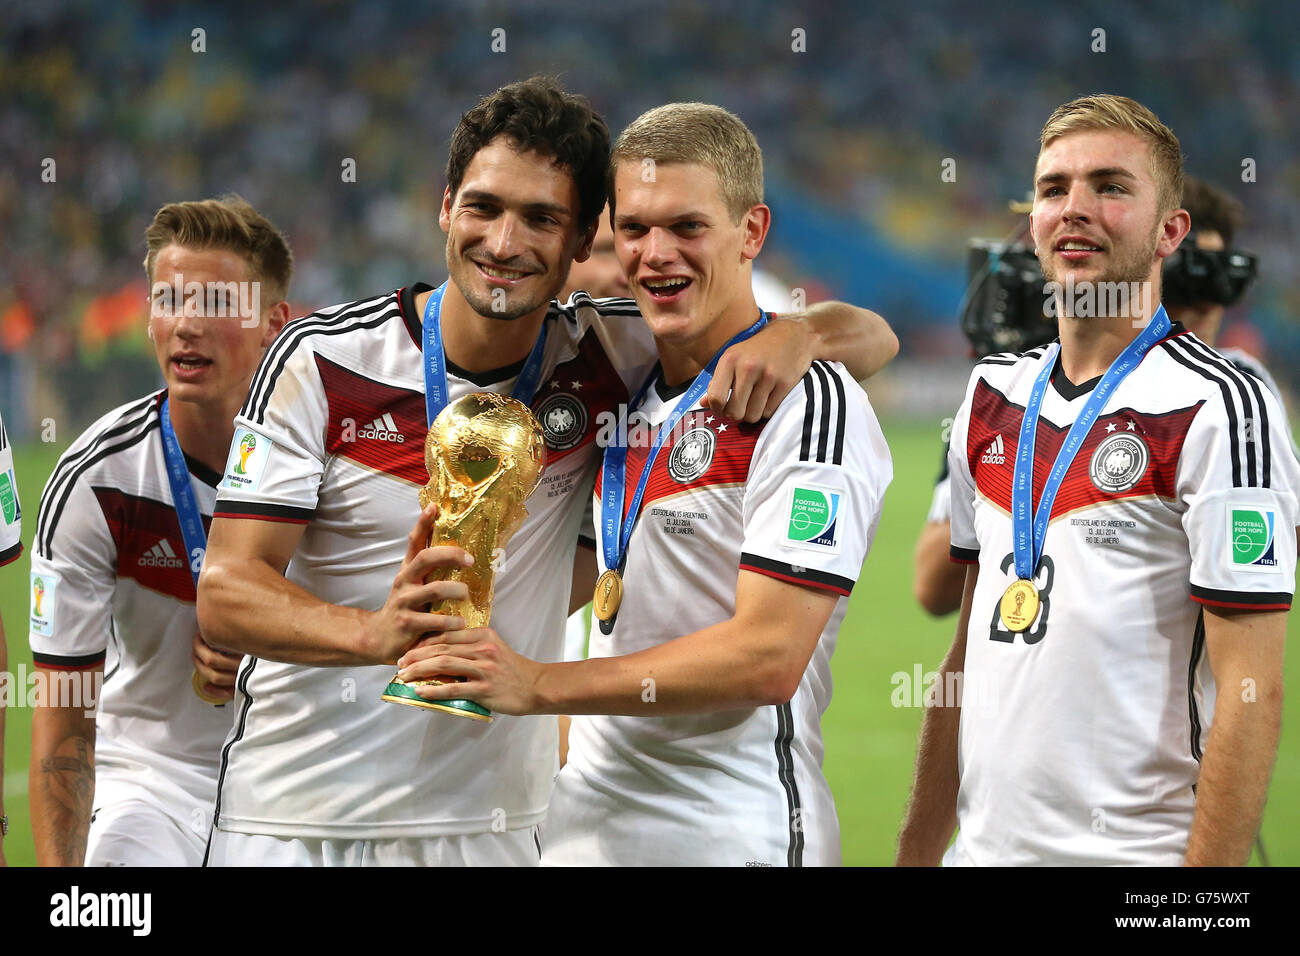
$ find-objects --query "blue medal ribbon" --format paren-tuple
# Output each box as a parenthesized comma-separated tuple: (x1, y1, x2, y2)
(1011, 306, 1172, 581)
(159, 397, 207, 589)
(600, 312, 769, 578)
(421, 282, 549, 427)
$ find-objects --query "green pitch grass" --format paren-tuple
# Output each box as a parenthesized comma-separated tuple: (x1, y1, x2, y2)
(2, 424, 1296, 866)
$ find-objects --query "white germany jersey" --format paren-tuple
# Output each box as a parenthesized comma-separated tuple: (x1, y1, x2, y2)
(546, 360, 892, 866)
(0, 413, 22, 567)
(946, 326, 1299, 866)
(28, 392, 236, 816)
(212, 285, 655, 838)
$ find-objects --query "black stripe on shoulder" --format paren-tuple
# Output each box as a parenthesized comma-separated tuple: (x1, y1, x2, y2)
(810, 362, 833, 463)
(1161, 340, 1244, 488)
(37, 404, 161, 558)
(824, 363, 848, 465)
(1180, 337, 1271, 489)
(33, 650, 106, 669)
(976, 350, 1021, 367)
(37, 394, 158, 540)
(799, 372, 816, 462)
(564, 291, 641, 315)
(245, 299, 402, 426)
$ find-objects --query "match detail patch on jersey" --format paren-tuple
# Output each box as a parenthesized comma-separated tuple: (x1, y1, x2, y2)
(1227, 505, 1280, 572)
(0, 469, 18, 525)
(785, 484, 843, 553)
(222, 427, 273, 492)
(30, 570, 59, 637)
(1089, 430, 1149, 494)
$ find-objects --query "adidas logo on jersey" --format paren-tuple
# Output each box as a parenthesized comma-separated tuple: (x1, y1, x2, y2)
(980, 434, 1006, 465)
(138, 539, 185, 569)
(359, 413, 406, 443)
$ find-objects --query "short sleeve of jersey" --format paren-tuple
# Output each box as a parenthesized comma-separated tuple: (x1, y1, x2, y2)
(948, 370, 980, 564)
(29, 464, 116, 668)
(0, 414, 22, 565)
(739, 363, 891, 596)
(1181, 386, 1299, 610)
(925, 440, 952, 523)
(216, 336, 329, 524)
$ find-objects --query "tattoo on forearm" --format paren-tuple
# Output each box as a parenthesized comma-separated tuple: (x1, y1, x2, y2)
(39, 735, 94, 865)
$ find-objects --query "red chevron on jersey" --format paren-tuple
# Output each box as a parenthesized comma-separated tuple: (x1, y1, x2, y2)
(532, 328, 629, 465)
(967, 378, 1203, 518)
(595, 409, 767, 520)
(92, 487, 211, 602)
(315, 354, 428, 485)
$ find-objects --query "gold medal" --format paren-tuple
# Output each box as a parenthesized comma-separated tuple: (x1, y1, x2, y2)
(592, 568, 623, 621)
(999, 579, 1040, 632)
(192, 669, 227, 706)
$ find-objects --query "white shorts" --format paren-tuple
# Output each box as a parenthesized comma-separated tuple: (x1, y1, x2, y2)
(86, 797, 208, 867)
(204, 826, 542, 867)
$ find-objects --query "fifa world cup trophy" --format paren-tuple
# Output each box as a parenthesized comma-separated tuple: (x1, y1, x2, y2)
(381, 393, 545, 720)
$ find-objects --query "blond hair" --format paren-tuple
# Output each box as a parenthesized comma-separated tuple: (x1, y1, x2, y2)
(610, 103, 763, 223)
(143, 195, 293, 303)
(1039, 94, 1184, 212)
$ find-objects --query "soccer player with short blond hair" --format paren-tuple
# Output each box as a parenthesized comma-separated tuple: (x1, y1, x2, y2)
(897, 95, 1298, 866)
(28, 195, 292, 866)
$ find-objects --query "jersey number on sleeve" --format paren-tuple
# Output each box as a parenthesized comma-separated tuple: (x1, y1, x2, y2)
(989, 552, 1054, 645)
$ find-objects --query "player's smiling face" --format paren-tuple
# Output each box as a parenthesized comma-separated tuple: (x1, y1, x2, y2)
(147, 244, 281, 410)
(440, 136, 594, 322)
(1030, 129, 1185, 291)
(612, 160, 763, 349)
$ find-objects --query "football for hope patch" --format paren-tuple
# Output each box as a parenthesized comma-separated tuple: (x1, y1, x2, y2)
(30, 571, 59, 637)
(221, 427, 273, 492)
(1227, 505, 1280, 572)
(785, 484, 843, 553)
(0, 469, 19, 525)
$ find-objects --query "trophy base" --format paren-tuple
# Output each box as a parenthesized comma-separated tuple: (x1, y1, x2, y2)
(381, 679, 492, 721)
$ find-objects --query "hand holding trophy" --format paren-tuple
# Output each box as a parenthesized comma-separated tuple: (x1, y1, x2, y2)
(381, 392, 545, 720)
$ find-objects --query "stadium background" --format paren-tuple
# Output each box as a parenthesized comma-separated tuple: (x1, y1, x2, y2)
(1, 0, 1297, 865)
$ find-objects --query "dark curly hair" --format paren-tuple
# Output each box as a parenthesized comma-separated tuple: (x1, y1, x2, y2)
(446, 76, 610, 230)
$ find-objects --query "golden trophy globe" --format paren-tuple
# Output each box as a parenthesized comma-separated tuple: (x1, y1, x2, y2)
(381, 392, 546, 720)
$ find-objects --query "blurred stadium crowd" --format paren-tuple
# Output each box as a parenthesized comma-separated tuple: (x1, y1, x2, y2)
(2, 0, 1297, 436)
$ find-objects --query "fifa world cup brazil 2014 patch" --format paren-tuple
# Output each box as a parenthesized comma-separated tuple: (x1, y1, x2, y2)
(535, 392, 587, 451)
(1089, 431, 1149, 494)
(221, 427, 273, 492)
(667, 426, 716, 483)
(1227, 506, 1280, 572)
(30, 571, 59, 637)
(0, 469, 18, 524)
(785, 484, 843, 553)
